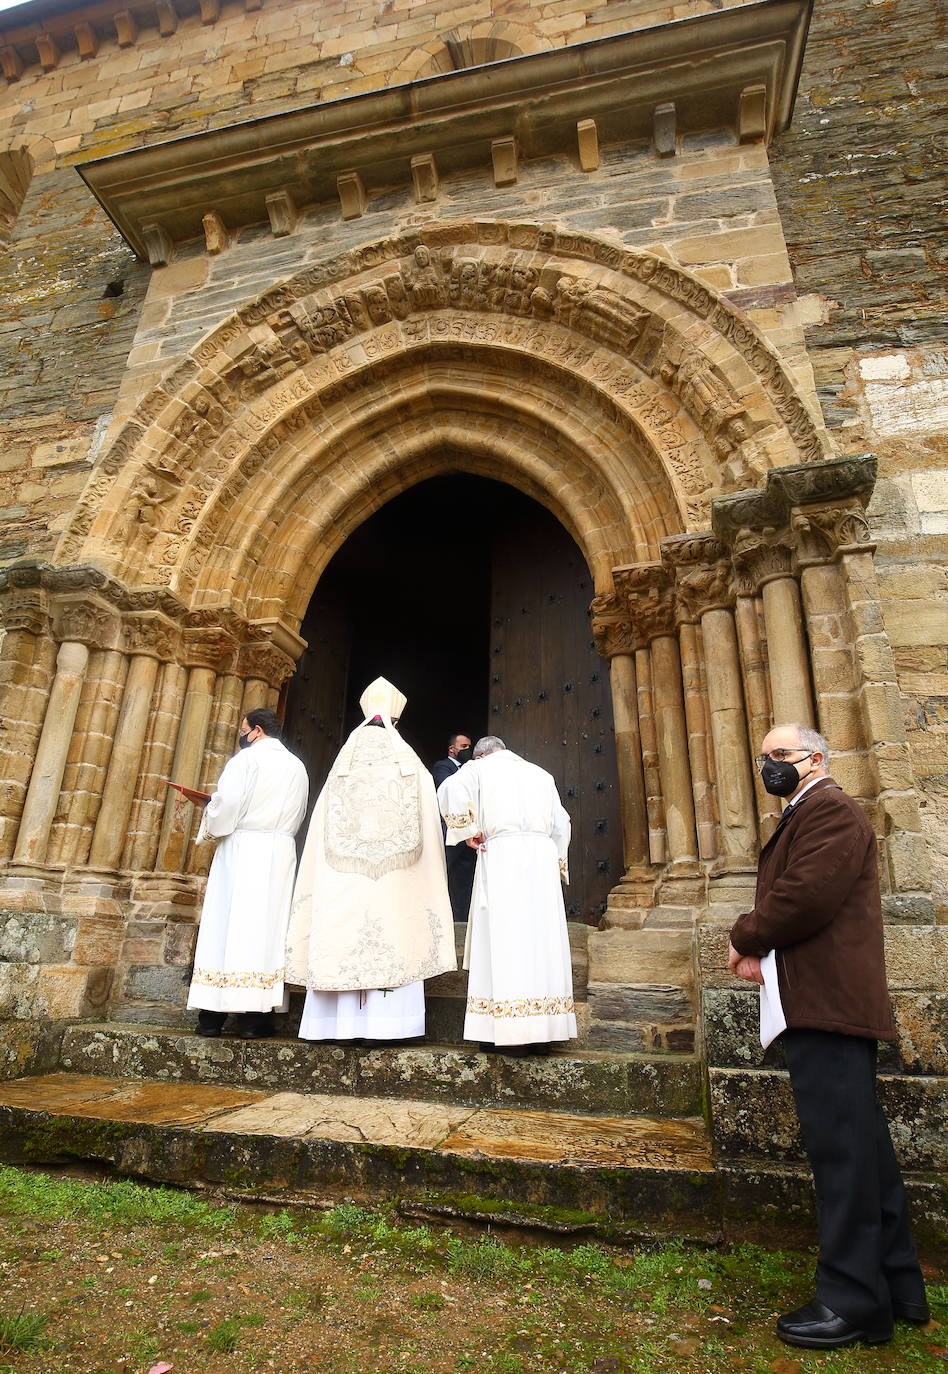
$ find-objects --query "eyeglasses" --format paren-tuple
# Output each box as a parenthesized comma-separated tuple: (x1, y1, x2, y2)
(754, 748, 813, 771)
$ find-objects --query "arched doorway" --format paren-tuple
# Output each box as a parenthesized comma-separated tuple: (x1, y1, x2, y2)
(282, 473, 623, 922)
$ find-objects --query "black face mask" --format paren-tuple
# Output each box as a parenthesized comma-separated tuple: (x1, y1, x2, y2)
(455, 748, 473, 765)
(238, 732, 253, 750)
(760, 754, 812, 797)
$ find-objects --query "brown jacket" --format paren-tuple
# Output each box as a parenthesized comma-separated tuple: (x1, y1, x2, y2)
(730, 776, 895, 1040)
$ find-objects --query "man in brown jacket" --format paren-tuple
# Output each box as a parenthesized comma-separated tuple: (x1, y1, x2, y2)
(729, 723, 928, 1350)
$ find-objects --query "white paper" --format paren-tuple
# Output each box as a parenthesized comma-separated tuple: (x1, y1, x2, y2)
(759, 949, 787, 1050)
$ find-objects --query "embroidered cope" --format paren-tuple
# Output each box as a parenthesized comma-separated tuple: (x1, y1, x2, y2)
(286, 713, 456, 1001)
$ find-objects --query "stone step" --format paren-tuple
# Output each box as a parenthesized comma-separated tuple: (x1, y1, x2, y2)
(58, 1023, 704, 1118)
(0, 1072, 720, 1241)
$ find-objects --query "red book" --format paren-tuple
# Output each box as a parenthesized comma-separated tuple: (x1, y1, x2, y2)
(163, 779, 212, 806)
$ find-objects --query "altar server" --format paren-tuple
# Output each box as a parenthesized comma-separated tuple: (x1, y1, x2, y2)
(286, 677, 456, 1041)
(187, 708, 308, 1039)
(438, 735, 576, 1052)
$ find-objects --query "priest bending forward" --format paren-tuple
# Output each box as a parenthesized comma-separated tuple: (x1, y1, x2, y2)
(285, 677, 456, 1042)
(187, 708, 309, 1039)
(438, 735, 576, 1053)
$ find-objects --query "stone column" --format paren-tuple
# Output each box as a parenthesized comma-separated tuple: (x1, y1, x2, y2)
(12, 640, 90, 867)
(590, 594, 649, 871)
(47, 649, 129, 866)
(665, 534, 758, 868)
(125, 660, 189, 874)
(677, 621, 716, 860)
(635, 645, 665, 865)
(734, 535, 815, 727)
(154, 629, 235, 873)
(87, 613, 176, 873)
(618, 565, 698, 868)
(0, 582, 55, 863)
(732, 588, 781, 840)
(186, 670, 244, 875)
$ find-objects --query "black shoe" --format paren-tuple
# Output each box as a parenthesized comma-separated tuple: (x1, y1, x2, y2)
(776, 1301, 892, 1349)
(239, 1026, 274, 1040)
(893, 1299, 930, 1324)
(500, 1045, 531, 1057)
(196, 1026, 221, 1038)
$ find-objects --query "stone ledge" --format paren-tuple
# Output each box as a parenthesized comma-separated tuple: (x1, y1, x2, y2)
(709, 1065, 948, 1171)
(56, 1022, 704, 1117)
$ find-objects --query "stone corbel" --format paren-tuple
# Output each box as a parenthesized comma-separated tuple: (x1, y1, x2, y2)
(199, 0, 221, 24)
(0, 46, 23, 81)
(202, 211, 229, 255)
(653, 102, 676, 158)
(156, 0, 178, 36)
(266, 189, 298, 237)
(491, 137, 518, 187)
(577, 119, 599, 172)
(114, 11, 138, 47)
(337, 172, 366, 220)
(74, 22, 98, 59)
(410, 153, 438, 204)
(738, 83, 768, 142)
(36, 34, 60, 71)
(142, 223, 174, 268)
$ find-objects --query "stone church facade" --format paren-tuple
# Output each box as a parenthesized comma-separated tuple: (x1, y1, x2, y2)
(0, 0, 945, 1222)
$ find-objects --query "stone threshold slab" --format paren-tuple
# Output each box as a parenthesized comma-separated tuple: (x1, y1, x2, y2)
(57, 1024, 704, 1119)
(0, 1074, 713, 1173)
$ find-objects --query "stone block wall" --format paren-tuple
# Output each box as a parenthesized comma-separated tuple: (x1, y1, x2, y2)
(769, 0, 948, 911)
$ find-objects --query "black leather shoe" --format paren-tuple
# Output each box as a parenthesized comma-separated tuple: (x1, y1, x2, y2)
(893, 1299, 930, 1324)
(196, 1026, 221, 1038)
(776, 1301, 892, 1349)
(239, 1026, 274, 1040)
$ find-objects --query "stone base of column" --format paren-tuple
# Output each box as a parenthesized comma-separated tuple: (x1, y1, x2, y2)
(0, 863, 66, 913)
(601, 866, 661, 928)
(705, 868, 758, 926)
(129, 873, 202, 918)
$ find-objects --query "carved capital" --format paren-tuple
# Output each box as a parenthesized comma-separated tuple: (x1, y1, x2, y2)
(731, 532, 794, 593)
(122, 613, 178, 660)
(182, 626, 239, 670)
(238, 641, 296, 688)
(589, 593, 636, 659)
(614, 563, 677, 643)
(790, 502, 874, 567)
(51, 597, 119, 649)
(0, 591, 48, 636)
(660, 531, 732, 620)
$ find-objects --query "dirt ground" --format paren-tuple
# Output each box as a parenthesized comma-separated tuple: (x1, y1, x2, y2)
(0, 1166, 944, 1374)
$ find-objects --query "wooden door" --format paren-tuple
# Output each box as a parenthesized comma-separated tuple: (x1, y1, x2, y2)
(488, 501, 622, 922)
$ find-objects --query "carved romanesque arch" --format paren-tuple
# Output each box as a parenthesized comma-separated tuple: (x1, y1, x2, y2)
(58, 221, 830, 630)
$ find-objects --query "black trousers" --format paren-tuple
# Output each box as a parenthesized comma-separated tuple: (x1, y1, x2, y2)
(446, 842, 476, 923)
(781, 1029, 926, 1325)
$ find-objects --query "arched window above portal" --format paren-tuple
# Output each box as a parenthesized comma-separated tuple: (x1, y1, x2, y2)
(393, 22, 544, 84)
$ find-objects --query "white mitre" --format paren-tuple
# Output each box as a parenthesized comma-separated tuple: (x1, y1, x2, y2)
(359, 676, 407, 721)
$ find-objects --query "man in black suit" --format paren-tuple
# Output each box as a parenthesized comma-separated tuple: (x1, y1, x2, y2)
(432, 733, 475, 922)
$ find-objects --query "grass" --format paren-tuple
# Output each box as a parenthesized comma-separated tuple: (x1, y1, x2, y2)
(0, 1310, 47, 1352)
(0, 1166, 944, 1373)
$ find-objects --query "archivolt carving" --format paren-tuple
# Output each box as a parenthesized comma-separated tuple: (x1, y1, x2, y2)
(58, 222, 831, 604)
